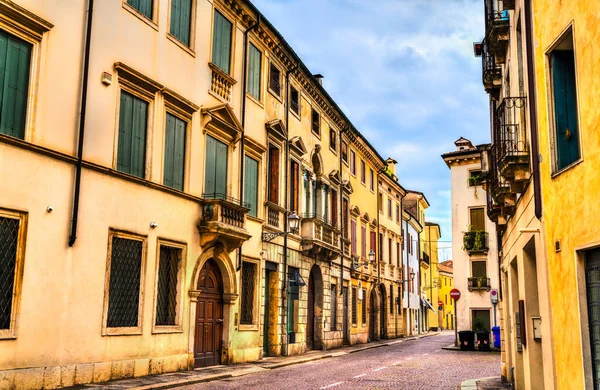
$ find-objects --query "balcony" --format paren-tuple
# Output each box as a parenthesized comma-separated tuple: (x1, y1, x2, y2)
(474, 40, 501, 96)
(483, 145, 512, 226)
(497, 97, 530, 191)
(209, 63, 236, 102)
(485, 1, 509, 63)
(265, 201, 286, 230)
(468, 277, 492, 292)
(300, 213, 341, 261)
(503, 0, 515, 10)
(463, 231, 489, 254)
(198, 194, 251, 251)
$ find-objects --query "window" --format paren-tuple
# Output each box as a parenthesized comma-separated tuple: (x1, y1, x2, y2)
(343, 198, 349, 239)
(369, 169, 374, 191)
(330, 127, 337, 151)
(155, 243, 184, 328)
(370, 231, 376, 258)
(361, 289, 367, 324)
(212, 10, 233, 73)
(352, 287, 357, 325)
(268, 145, 280, 204)
(0, 210, 27, 338)
(170, 0, 193, 47)
(104, 232, 146, 334)
(204, 135, 228, 198)
(396, 205, 400, 222)
(117, 90, 149, 178)
(163, 113, 186, 191)
(378, 193, 383, 212)
(409, 267, 414, 293)
(290, 86, 300, 115)
(360, 160, 366, 184)
(127, 0, 153, 19)
(388, 238, 393, 264)
(351, 220, 357, 255)
(379, 233, 384, 261)
(390, 288, 394, 314)
(397, 286, 401, 314)
(470, 207, 485, 232)
(445, 294, 448, 305)
(549, 35, 580, 171)
(472, 310, 491, 332)
(288, 267, 300, 334)
(396, 242, 401, 267)
(244, 156, 259, 217)
(269, 63, 281, 96)
(388, 198, 392, 218)
(350, 150, 356, 175)
(472, 261, 486, 278)
(361, 225, 366, 258)
(311, 108, 320, 136)
(330, 189, 338, 228)
(247, 43, 261, 100)
(240, 262, 257, 325)
(468, 170, 482, 187)
(0, 29, 32, 140)
(341, 141, 348, 163)
(331, 284, 337, 331)
(290, 160, 300, 214)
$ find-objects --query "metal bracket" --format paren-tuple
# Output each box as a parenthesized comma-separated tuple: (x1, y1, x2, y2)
(262, 231, 285, 242)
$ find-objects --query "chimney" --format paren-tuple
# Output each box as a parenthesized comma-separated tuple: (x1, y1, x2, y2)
(385, 157, 398, 176)
(313, 74, 324, 85)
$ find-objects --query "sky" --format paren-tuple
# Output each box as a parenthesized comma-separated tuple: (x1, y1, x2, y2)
(251, 0, 490, 261)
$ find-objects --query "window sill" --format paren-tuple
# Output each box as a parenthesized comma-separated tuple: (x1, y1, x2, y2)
(290, 108, 301, 120)
(329, 146, 337, 155)
(102, 327, 143, 336)
(152, 326, 184, 334)
(246, 92, 264, 109)
(123, 2, 158, 31)
(239, 324, 259, 332)
(0, 332, 17, 340)
(167, 33, 195, 57)
(268, 88, 283, 103)
(551, 158, 583, 179)
(247, 215, 264, 224)
(311, 130, 321, 140)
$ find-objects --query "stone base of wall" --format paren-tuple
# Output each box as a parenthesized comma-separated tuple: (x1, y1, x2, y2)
(0, 354, 188, 390)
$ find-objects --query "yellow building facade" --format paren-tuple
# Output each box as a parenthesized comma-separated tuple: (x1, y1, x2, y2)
(421, 222, 441, 331)
(438, 261, 455, 330)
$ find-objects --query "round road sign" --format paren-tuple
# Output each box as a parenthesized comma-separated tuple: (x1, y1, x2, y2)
(450, 288, 461, 300)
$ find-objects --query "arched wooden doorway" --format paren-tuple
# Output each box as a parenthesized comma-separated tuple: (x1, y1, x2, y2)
(369, 289, 379, 341)
(307, 265, 323, 350)
(379, 284, 386, 339)
(194, 259, 223, 368)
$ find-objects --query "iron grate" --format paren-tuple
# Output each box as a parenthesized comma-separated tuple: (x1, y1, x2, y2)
(0, 217, 19, 330)
(362, 289, 367, 324)
(351, 287, 357, 325)
(107, 237, 142, 328)
(240, 262, 256, 325)
(155, 246, 181, 326)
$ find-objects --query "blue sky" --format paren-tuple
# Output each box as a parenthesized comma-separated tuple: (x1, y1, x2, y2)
(251, 0, 490, 260)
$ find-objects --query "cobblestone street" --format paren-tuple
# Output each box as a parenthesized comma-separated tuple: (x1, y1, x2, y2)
(179, 332, 499, 390)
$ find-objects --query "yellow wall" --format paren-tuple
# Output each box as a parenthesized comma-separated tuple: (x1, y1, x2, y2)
(422, 224, 441, 330)
(438, 271, 455, 329)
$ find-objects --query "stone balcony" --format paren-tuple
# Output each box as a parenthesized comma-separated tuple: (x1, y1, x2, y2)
(198, 194, 251, 252)
(300, 214, 341, 261)
(468, 277, 492, 292)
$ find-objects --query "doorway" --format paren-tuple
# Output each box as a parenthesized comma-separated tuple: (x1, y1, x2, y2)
(379, 285, 386, 339)
(369, 289, 378, 341)
(343, 286, 350, 345)
(194, 259, 223, 368)
(307, 265, 323, 350)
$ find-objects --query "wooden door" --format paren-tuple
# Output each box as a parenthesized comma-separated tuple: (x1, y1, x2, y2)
(343, 287, 350, 345)
(369, 292, 377, 341)
(195, 260, 223, 368)
(307, 274, 315, 349)
(586, 250, 600, 388)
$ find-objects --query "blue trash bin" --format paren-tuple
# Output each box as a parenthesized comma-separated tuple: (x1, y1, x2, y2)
(492, 326, 501, 348)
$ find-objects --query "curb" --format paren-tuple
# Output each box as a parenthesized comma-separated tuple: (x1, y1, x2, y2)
(459, 376, 498, 390)
(130, 374, 233, 390)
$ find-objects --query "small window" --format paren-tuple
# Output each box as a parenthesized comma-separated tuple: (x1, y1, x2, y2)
(163, 113, 186, 191)
(360, 160, 366, 184)
(388, 198, 392, 218)
(468, 170, 482, 187)
(351, 220, 357, 255)
(247, 43, 261, 100)
(352, 287, 357, 325)
(290, 86, 300, 115)
(390, 288, 394, 314)
(117, 90, 149, 179)
(396, 205, 400, 222)
(369, 169, 374, 191)
(378, 193, 383, 212)
(269, 63, 281, 96)
(472, 260, 487, 278)
(330, 127, 337, 151)
(240, 262, 257, 325)
(212, 10, 233, 72)
(350, 150, 356, 175)
(330, 284, 337, 331)
(170, 0, 193, 47)
(244, 156, 259, 217)
(155, 243, 184, 328)
(311, 108, 320, 136)
(290, 160, 300, 214)
(361, 289, 367, 324)
(361, 225, 366, 258)
(268, 145, 280, 204)
(127, 0, 153, 19)
(470, 207, 486, 232)
(341, 141, 348, 163)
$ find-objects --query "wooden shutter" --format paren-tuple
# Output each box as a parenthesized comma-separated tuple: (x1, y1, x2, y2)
(213, 10, 232, 74)
(291, 161, 299, 213)
(164, 113, 186, 191)
(552, 50, 580, 169)
(268, 146, 280, 204)
(117, 91, 147, 178)
(361, 226, 366, 257)
(244, 156, 258, 217)
(470, 208, 485, 232)
(331, 189, 338, 227)
(247, 44, 261, 99)
(304, 171, 310, 214)
(0, 31, 31, 139)
(343, 199, 349, 238)
(351, 220, 357, 254)
(204, 135, 217, 196)
(170, 0, 191, 46)
(128, 0, 153, 19)
(518, 300, 527, 347)
(214, 138, 228, 196)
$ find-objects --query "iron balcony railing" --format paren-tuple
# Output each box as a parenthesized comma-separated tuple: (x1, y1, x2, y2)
(484, 0, 509, 36)
(468, 277, 492, 291)
(463, 231, 489, 253)
(496, 97, 528, 163)
(484, 144, 509, 218)
(480, 40, 501, 92)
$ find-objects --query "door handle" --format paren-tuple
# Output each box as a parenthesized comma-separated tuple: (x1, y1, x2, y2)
(565, 128, 572, 140)
(216, 319, 224, 323)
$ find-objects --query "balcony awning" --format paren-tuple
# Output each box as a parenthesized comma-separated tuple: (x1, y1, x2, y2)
(421, 298, 435, 312)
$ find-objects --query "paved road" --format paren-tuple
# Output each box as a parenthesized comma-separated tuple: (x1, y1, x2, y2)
(180, 332, 500, 390)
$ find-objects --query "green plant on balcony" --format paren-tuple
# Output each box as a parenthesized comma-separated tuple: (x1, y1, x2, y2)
(463, 229, 487, 252)
(468, 174, 483, 187)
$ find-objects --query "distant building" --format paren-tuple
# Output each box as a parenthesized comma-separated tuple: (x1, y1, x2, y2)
(422, 222, 441, 331)
(438, 260, 455, 330)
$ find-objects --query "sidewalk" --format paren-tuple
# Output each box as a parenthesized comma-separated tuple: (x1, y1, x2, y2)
(67, 332, 439, 390)
(460, 376, 512, 390)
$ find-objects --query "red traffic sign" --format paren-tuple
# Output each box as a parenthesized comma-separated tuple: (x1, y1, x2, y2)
(450, 289, 461, 300)
(438, 300, 444, 306)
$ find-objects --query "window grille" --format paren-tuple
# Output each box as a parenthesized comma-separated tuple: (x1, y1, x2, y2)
(240, 262, 256, 325)
(155, 245, 181, 326)
(351, 287, 357, 325)
(0, 217, 19, 330)
(330, 284, 337, 331)
(361, 289, 367, 324)
(397, 286, 402, 314)
(107, 237, 143, 328)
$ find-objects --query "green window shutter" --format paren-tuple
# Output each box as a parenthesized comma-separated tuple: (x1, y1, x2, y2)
(212, 10, 232, 74)
(552, 50, 580, 170)
(163, 113, 186, 191)
(247, 44, 261, 99)
(204, 135, 228, 198)
(117, 91, 147, 178)
(170, 0, 191, 46)
(215, 137, 228, 196)
(128, 0, 153, 19)
(244, 156, 258, 217)
(0, 30, 32, 139)
(204, 135, 217, 197)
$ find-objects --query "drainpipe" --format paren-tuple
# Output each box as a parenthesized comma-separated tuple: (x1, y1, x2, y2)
(282, 63, 298, 357)
(524, 0, 542, 220)
(237, 15, 261, 271)
(339, 125, 349, 295)
(68, 0, 94, 247)
(376, 168, 386, 285)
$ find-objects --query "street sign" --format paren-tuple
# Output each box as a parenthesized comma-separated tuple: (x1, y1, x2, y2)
(490, 289, 498, 304)
(450, 288, 461, 300)
(438, 305, 443, 311)
(438, 300, 444, 306)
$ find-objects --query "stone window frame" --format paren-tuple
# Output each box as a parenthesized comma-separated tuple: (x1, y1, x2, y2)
(122, 0, 160, 31)
(239, 257, 261, 331)
(101, 229, 148, 336)
(151, 238, 187, 334)
(244, 136, 267, 222)
(0, 1, 53, 143)
(246, 39, 265, 107)
(0, 207, 28, 340)
(167, 0, 198, 56)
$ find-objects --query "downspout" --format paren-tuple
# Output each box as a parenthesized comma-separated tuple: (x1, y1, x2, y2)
(417, 231, 421, 335)
(68, 0, 94, 247)
(237, 15, 261, 271)
(339, 125, 350, 294)
(282, 63, 298, 357)
(376, 168, 386, 285)
(524, 0, 542, 220)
